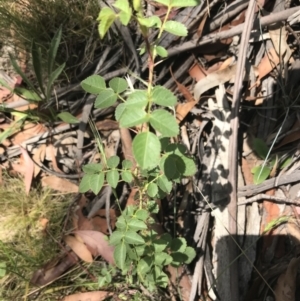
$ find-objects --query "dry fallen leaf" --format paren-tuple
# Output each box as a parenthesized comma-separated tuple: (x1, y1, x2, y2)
(274, 257, 300, 301)
(62, 291, 113, 301)
(12, 122, 46, 145)
(75, 230, 115, 264)
(194, 64, 237, 101)
(41, 176, 78, 193)
(64, 235, 93, 263)
(32, 144, 46, 177)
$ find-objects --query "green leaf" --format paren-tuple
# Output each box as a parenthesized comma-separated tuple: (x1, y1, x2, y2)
(147, 182, 158, 197)
(152, 86, 177, 106)
(181, 155, 197, 176)
(98, 7, 116, 39)
(109, 77, 128, 94)
(170, 0, 200, 7)
(106, 170, 119, 188)
(154, 252, 173, 266)
(31, 41, 45, 95)
(107, 156, 120, 168)
(160, 154, 185, 180)
(95, 89, 117, 109)
(121, 170, 133, 183)
(119, 108, 148, 128)
(160, 233, 172, 245)
(170, 252, 188, 267)
(157, 175, 172, 193)
(115, 216, 126, 230)
(98, 276, 107, 287)
(127, 219, 147, 231)
(122, 159, 133, 169)
(126, 90, 148, 108)
(14, 88, 42, 101)
(0, 262, 6, 278)
(110, 230, 124, 245)
(81, 75, 106, 94)
(135, 209, 149, 221)
(114, 241, 126, 270)
(105, 272, 112, 283)
(9, 54, 38, 93)
(46, 62, 65, 100)
(164, 20, 188, 36)
(89, 173, 105, 195)
(155, 45, 168, 58)
(114, 0, 131, 13)
(82, 163, 103, 174)
(170, 237, 187, 252)
(124, 231, 145, 245)
(48, 25, 62, 75)
(252, 165, 271, 184)
(126, 245, 138, 260)
(280, 157, 292, 169)
(154, 269, 168, 288)
(114, 0, 132, 24)
(57, 112, 79, 124)
(119, 11, 132, 26)
(152, 0, 171, 6)
(79, 173, 104, 194)
(147, 200, 159, 214)
(79, 174, 93, 193)
(137, 256, 152, 275)
(150, 109, 179, 137)
(184, 246, 196, 264)
(133, 132, 161, 170)
(135, 245, 146, 257)
(115, 103, 126, 121)
(138, 16, 161, 28)
(253, 138, 269, 159)
(153, 238, 169, 252)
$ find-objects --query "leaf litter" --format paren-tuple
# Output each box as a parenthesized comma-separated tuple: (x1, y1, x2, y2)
(1, 0, 300, 300)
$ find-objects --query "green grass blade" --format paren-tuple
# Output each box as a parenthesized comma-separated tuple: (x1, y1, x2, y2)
(46, 63, 65, 100)
(47, 25, 62, 75)
(9, 54, 40, 97)
(31, 40, 45, 96)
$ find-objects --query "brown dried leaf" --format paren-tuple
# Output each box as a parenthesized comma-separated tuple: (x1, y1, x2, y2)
(41, 176, 78, 193)
(75, 230, 114, 264)
(46, 144, 63, 173)
(64, 235, 93, 263)
(31, 252, 78, 286)
(274, 257, 300, 301)
(62, 291, 113, 301)
(32, 144, 46, 177)
(194, 64, 237, 100)
(255, 48, 280, 87)
(12, 122, 46, 145)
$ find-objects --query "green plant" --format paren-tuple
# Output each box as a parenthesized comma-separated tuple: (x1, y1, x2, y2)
(251, 138, 292, 184)
(0, 26, 66, 143)
(78, 0, 198, 291)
